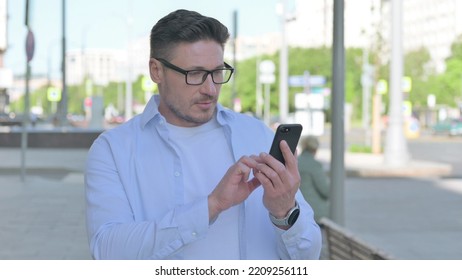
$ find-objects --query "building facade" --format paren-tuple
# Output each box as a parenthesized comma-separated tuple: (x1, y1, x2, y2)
(284, 0, 462, 73)
(400, 0, 462, 72)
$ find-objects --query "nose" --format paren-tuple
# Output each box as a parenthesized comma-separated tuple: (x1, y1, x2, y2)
(200, 73, 218, 96)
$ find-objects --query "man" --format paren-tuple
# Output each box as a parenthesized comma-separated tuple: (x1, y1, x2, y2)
(85, 9, 321, 260)
(298, 136, 330, 222)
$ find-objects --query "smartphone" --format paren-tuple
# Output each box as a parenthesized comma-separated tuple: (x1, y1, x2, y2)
(269, 124, 303, 165)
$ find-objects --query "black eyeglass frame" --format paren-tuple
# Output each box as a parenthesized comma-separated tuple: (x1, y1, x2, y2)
(155, 57, 235, 85)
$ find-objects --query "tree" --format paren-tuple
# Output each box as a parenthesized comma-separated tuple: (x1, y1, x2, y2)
(404, 47, 433, 107)
(419, 35, 462, 109)
(439, 34, 462, 106)
(218, 46, 365, 122)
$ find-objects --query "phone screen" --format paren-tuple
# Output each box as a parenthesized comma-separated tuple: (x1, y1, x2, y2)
(269, 124, 303, 165)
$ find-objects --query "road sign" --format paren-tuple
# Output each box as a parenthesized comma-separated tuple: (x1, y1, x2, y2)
(259, 60, 276, 84)
(403, 100, 412, 117)
(25, 29, 35, 62)
(47, 87, 61, 102)
(402, 76, 412, 93)
(427, 94, 436, 108)
(376, 79, 388, 94)
(259, 60, 275, 74)
(288, 76, 304, 87)
(288, 75, 326, 87)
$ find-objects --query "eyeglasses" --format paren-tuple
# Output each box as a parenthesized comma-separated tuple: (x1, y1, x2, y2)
(155, 57, 234, 85)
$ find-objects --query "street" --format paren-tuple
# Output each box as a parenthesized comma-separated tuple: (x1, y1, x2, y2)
(343, 132, 462, 259)
(408, 137, 462, 176)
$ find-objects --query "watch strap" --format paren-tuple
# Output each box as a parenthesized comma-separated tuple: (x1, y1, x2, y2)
(269, 201, 300, 227)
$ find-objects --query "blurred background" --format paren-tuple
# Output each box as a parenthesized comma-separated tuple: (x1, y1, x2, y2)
(1, 0, 461, 135)
(1, 0, 462, 260)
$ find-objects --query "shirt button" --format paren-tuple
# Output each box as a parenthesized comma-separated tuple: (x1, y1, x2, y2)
(191, 232, 197, 237)
(174, 171, 181, 177)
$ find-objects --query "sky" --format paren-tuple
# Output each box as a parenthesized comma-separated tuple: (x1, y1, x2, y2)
(4, 0, 283, 78)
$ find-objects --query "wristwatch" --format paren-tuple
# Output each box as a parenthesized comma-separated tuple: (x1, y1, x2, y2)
(269, 201, 300, 227)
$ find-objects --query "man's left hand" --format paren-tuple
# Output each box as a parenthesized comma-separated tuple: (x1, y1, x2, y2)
(253, 140, 301, 220)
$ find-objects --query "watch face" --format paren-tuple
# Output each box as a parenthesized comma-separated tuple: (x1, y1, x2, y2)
(269, 201, 300, 227)
(288, 208, 300, 225)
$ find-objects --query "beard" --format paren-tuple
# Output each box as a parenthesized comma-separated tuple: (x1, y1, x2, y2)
(164, 94, 217, 126)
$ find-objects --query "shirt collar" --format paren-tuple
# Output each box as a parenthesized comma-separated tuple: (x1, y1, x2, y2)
(140, 95, 235, 129)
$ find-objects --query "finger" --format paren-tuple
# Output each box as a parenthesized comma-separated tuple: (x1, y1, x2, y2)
(236, 162, 251, 178)
(239, 156, 259, 169)
(277, 144, 302, 193)
(250, 154, 264, 164)
(259, 151, 285, 171)
(237, 156, 264, 184)
(246, 177, 261, 191)
(226, 162, 249, 186)
(258, 152, 287, 182)
(255, 161, 284, 190)
(280, 140, 298, 171)
(259, 149, 298, 195)
(253, 168, 274, 192)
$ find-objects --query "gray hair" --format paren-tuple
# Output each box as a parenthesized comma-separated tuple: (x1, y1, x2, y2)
(300, 135, 319, 153)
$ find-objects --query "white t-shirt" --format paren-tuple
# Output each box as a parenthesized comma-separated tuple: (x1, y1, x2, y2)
(166, 116, 239, 259)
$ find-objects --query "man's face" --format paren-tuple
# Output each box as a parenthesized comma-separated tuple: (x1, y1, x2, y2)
(151, 40, 226, 127)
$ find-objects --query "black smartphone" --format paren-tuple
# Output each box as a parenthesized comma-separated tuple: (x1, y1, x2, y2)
(269, 124, 303, 165)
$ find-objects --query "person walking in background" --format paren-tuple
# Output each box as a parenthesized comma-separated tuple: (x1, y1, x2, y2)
(85, 9, 321, 260)
(298, 135, 330, 222)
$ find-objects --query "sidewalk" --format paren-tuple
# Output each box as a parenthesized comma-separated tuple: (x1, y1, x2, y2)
(0, 148, 91, 260)
(0, 147, 461, 259)
(317, 148, 453, 177)
(0, 173, 90, 259)
(317, 145, 461, 259)
(344, 175, 462, 259)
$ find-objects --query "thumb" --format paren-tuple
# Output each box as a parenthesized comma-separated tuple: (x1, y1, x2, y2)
(230, 162, 250, 184)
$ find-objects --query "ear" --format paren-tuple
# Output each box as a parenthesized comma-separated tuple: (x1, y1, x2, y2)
(149, 58, 162, 83)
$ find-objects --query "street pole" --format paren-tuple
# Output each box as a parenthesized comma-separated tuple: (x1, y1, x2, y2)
(278, 0, 289, 123)
(58, 0, 68, 126)
(231, 10, 238, 111)
(264, 83, 270, 126)
(256, 47, 263, 119)
(125, 15, 133, 121)
(384, 0, 410, 166)
(21, 1, 34, 181)
(361, 48, 372, 146)
(372, 92, 382, 154)
(259, 60, 275, 125)
(330, 0, 345, 225)
(21, 51, 31, 182)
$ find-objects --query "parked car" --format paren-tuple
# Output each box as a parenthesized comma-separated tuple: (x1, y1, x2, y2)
(431, 118, 462, 136)
(0, 112, 22, 126)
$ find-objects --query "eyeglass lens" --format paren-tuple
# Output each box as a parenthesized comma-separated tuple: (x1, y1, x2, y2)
(187, 69, 232, 85)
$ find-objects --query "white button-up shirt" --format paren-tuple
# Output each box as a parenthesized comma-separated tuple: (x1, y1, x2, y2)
(85, 95, 321, 260)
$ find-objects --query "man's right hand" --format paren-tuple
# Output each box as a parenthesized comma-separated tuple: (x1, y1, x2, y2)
(208, 156, 261, 223)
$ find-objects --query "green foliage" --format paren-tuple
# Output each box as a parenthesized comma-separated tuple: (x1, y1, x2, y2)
(345, 48, 364, 119)
(404, 47, 433, 107)
(402, 36, 462, 109)
(449, 34, 462, 58)
(287, 47, 332, 113)
(439, 35, 462, 106)
(348, 144, 373, 154)
(232, 57, 260, 112)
